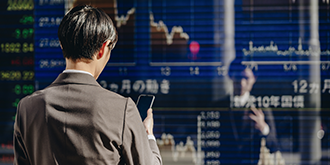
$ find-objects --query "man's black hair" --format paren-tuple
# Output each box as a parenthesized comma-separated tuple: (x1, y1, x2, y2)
(228, 58, 247, 80)
(58, 5, 118, 60)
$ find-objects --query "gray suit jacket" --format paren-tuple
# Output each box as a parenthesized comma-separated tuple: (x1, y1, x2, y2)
(13, 72, 162, 165)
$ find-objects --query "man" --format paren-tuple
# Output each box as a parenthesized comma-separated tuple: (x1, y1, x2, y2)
(13, 5, 162, 165)
(210, 59, 278, 164)
(224, 60, 279, 164)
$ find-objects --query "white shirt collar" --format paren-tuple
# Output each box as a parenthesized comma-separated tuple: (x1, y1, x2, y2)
(63, 69, 94, 77)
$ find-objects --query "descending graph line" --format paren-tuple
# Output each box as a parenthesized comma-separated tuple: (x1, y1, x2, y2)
(150, 13, 189, 45)
(148, 3, 229, 67)
(150, 11, 195, 67)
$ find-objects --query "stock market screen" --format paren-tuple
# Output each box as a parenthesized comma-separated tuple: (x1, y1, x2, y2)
(0, 0, 330, 164)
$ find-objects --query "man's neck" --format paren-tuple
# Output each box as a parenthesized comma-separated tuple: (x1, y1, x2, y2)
(65, 58, 96, 79)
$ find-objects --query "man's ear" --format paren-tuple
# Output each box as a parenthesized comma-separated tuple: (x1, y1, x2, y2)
(97, 41, 109, 60)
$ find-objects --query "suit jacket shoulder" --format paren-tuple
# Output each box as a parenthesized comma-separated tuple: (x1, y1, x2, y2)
(14, 73, 162, 165)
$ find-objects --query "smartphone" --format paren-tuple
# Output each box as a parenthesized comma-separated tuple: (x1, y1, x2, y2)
(136, 94, 155, 119)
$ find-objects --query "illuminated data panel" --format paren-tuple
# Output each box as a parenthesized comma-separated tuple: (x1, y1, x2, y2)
(0, 0, 329, 165)
(0, 0, 35, 163)
(232, 1, 330, 164)
(34, 0, 64, 90)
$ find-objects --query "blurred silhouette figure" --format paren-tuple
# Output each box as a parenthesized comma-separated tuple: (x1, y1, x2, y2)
(213, 59, 279, 164)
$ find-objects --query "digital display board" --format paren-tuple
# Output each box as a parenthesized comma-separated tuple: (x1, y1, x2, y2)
(0, 0, 330, 164)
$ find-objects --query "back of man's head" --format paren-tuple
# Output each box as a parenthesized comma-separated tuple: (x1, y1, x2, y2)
(58, 5, 117, 61)
(228, 58, 247, 81)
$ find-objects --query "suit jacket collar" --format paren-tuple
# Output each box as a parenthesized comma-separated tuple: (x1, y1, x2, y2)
(50, 72, 101, 87)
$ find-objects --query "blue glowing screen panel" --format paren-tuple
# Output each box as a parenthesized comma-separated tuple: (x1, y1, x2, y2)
(0, 0, 329, 164)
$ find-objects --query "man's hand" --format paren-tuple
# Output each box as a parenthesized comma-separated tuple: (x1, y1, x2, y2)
(143, 108, 154, 135)
(249, 107, 269, 135)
